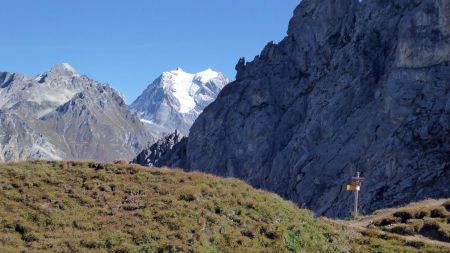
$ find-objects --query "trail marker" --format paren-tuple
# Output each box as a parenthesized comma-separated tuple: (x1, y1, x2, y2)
(346, 171, 364, 217)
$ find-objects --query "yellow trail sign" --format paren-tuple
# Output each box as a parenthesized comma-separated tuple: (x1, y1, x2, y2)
(346, 184, 355, 191)
(347, 172, 364, 217)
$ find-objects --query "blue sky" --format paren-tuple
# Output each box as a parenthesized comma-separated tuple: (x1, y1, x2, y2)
(0, 0, 299, 102)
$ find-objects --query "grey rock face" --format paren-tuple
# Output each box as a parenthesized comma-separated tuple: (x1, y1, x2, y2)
(156, 0, 450, 217)
(0, 63, 154, 162)
(130, 68, 230, 135)
(132, 130, 186, 167)
(0, 111, 64, 162)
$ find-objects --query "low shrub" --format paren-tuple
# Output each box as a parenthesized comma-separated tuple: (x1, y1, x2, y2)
(80, 239, 103, 249)
(105, 231, 127, 249)
(132, 229, 159, 245)
(406, 219, 424, 232)
(430, 207, 448, 218)
(393, 211, 413, 223)
(404, 240, 425, 249)
(284, 229, 301, 252)
(443, 201, 450, 212)
(178, 193, 196, 202)
(385, 224, 416, 236)
(414, 210, 429, 219)
(373, 216, 401, 227)
(113, 160, 129, 165)
(437, 222, 450, 242)
(419, 221, 450, 242)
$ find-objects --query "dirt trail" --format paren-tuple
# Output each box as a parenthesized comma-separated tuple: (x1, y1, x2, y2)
(329, 199, 450, 248)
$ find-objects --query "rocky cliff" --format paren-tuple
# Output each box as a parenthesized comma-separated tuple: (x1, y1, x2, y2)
(143, 0, 450, 217)
(0, 63, 153, 162)
(132, 130, 186, 167)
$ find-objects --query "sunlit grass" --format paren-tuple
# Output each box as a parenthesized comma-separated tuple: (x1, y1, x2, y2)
(0, 161, 448, 252)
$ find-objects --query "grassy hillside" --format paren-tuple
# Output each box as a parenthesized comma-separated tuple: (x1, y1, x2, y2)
(0, 161, 449, 253)
(371, 199, 450, 243)
(332, 198, 450, 253)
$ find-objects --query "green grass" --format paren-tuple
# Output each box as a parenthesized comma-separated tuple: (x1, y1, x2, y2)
(0, 161, 346, 253)
(372, 201, 450, 244)
(352, 229, 448, 253)
(0, 161, 448, 253)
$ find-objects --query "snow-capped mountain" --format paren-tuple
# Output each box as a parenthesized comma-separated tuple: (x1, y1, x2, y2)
(0, 63, 154, 162)
(130, 68, 230, 135)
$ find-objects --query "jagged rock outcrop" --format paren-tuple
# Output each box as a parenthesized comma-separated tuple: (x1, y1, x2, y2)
(0, 63, 154, 162)
(130, 68, 230, 135)
(151, 0, 450, 217)
(132, 130, 186, 167)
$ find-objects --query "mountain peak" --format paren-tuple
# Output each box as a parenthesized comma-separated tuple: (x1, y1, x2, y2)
(199, 68, 214, 73)
(169, 67, 188, 75)
(48, 63, 77, 77)
(131, 68, 230, 135)
(164, 68, 223, 82)
(194, 69, 221, 83)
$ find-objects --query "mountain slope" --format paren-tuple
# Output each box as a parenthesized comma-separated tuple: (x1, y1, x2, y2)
(0, 64, 153, 162)
(333, 198, 450, 248)
(0, 112, 63, 162)
(130, 68, 230, 135)
(132, 130, 186, 167)
(148, 0, 450, 218)
(0, 161, 449, 253)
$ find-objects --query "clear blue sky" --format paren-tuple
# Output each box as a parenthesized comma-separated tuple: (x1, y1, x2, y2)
(0, 0, 299, 102)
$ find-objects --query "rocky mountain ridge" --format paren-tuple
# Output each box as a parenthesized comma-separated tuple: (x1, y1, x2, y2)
(132, 130, 186, 167)
(138, 0, 450, 218)
(0, 63, 153, 162)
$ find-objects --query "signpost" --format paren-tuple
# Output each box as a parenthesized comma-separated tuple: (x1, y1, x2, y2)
(346, 171, 364, 218)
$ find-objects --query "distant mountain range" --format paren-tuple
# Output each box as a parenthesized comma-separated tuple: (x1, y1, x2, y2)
(130, 68, 230, 135)
(0, 63, 155, 162)
(0, 63, 229, 162)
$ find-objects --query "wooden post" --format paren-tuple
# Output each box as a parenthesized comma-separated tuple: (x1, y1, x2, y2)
(354, 176, 359, 217)
(347, 171, 364, 218)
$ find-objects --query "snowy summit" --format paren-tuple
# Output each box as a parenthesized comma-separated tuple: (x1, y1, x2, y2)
(131, 68, 230, 135)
